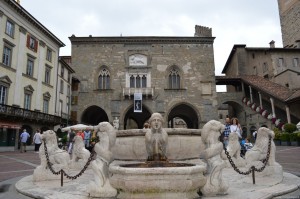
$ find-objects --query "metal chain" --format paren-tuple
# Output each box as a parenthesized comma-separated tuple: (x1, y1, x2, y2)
(224, 135, 272, 175)
(43, 139, 98, 180)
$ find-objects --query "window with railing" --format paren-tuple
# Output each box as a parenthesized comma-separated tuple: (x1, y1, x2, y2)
(129, 74, 147, 88)
(24, 93, 31, 110)
(43, 99, 49, 113)
(0, 86, 8, 104)
(98, 68, 110, 89)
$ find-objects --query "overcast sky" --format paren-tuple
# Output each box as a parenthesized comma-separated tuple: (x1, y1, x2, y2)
(21, 0, 282, 75)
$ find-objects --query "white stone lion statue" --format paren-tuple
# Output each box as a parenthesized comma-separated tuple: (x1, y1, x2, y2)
(245, 127, 276, 167)
(33, 130, 70, 181)
(222, 132, 246, 167)
(70, 135, 90, 169)
(88, 122, 117, 198)
(200, 120, 228, 196)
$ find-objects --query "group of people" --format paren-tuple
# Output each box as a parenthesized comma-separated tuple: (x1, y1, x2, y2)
(222, 117, 253, 154)
(19, 129, 42, 153)
(67, 130, 92, 154)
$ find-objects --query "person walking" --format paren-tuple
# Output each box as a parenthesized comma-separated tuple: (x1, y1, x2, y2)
(33, 129, 42, 152)
(84, 130, 91, 148)
(230, 118, 242, 139)
(20, 129, 30, 153)
(222, 117, 231, 148)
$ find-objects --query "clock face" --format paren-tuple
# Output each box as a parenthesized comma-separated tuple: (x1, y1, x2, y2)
(129, 54, 147, 66)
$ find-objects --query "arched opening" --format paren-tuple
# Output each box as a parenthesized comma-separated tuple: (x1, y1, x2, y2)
(168, 104, 199, 129)
(124, 105, 151, 129)
(81, 105, 109, 125)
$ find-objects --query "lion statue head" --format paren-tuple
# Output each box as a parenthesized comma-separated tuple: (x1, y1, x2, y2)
(245, 127, 276, 166)
(40, 130, 59, 151)
(95, 122, 116, 149)
(227, 132, 241, 157)
(202, 120, 225, 144)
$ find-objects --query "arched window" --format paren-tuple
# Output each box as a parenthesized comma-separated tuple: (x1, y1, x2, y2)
(130, 75, 135, 88)
(98, 69, 110, 89)
(169, 68, 180, 89)
(136, 75, 141, 88)
(142, 75, 147, 88)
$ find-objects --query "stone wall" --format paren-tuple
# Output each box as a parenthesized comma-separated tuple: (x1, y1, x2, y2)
(70, 36, 219, 128)
(278, 0, 300, 47)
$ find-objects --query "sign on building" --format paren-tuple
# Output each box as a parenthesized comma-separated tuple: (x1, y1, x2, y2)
(134, 93, 142, 112)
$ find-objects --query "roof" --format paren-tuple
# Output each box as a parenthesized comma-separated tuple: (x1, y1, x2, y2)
(4, 0, 65, 47)
(59, 57, 75, 73)
(216, 75, 300, 103)
(222, 44, 300, 74)
(69, 35, 215, 44)
(240, 75, 293, 101)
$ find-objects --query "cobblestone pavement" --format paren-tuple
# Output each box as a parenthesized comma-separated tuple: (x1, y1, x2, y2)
(0, 146, 299, 198)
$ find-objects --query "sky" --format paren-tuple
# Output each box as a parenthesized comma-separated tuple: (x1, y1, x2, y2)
(20, 0, 282, 76)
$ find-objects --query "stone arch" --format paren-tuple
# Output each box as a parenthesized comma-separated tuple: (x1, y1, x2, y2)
(81, 105, 109, 125)
(123, 104, 152, 130)
(219, 100, 245, 119)
(167, 102, 200, 129)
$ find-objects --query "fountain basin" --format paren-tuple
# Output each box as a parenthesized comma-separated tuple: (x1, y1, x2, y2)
(109, 160, 207, 199)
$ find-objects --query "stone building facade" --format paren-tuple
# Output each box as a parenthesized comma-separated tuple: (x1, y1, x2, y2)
(69, 26, 219, 129)
(277, 0, 300, 47)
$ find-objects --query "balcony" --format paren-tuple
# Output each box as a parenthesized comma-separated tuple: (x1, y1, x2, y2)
(0, 104, 62, 125)
(123, 87, 154, 99)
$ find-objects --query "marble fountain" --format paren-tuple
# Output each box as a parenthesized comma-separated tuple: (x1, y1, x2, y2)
(15, 113, 300, 199)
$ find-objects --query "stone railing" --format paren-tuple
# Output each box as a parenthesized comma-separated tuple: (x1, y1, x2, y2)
(0, 104, 61, 124)
(122, 87, 154, 98)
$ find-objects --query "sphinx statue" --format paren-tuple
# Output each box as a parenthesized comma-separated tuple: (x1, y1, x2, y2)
(33, 130, 70, 181)
(145, 113, 168, 161)
(88, 122, 117, 198)
(200, 120, 229, 196)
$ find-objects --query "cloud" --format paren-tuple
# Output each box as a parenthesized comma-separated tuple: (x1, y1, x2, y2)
(20, 0, 282, 75)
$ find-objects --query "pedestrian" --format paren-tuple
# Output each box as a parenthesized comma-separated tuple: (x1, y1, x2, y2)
(20, 129, 30, 153)
(230, 118, 242, 139)
(252, 129, 257, 141)
(222, 117, 231, 148)
(77, 131, 84, 140)
(67, 129, 76, 154)
(84, 130, 91, 148)
(33, 129, 42, 152)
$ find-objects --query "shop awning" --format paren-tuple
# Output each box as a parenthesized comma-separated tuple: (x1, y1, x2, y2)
(0, 122, 21, 129)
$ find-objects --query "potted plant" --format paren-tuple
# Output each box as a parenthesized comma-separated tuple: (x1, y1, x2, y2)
(284, 123, 297, 133)
(280, 133, 290, 146)
(273, 127, 281, 146)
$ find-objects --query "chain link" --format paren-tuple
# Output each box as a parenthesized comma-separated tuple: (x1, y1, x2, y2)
(223, 135, 272, 175)
(43, 139, 98, 180)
